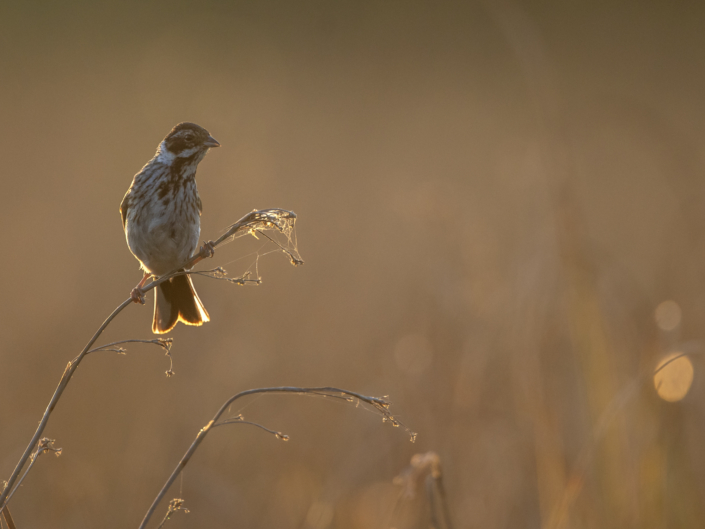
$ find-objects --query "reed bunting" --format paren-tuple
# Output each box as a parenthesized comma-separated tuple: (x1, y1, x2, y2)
(120, 122, 220, 334)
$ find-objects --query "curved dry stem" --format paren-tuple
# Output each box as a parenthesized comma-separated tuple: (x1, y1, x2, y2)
(86, 339, 176, 376)
(139, 386, 414, 529)
(653, 348, 702, 375)
(184, 267, 262, 287)
(0, 208, 300, 512)
(86, 338, 173, 356)
(0, 296, 132, 511)
(214, 416, 290, 441)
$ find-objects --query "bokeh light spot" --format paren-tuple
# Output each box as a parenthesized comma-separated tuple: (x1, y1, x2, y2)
(655, 300, 681, 331)
(654, 352, 693, 402)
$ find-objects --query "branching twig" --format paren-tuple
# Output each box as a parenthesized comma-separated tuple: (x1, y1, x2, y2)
(86, 338, 173, 356)
(4, 438, 62, 507)
(0, 208, 300, 511)
(213, 415, 290, 440)
(139, 386, 415, 529)
(155, 498, 189, 529)
(191, 267, 262, 286)
(86, 339, 175, 376)
(0, 296, 132, 512)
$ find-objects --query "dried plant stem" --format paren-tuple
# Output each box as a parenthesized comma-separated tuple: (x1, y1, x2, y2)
(214, 417, 289, 439)
(393, 452, 451, 529)
(139, 386, 410, 529)
(429, 475, 454, 529)
(4, 439, 62, 506)
(1, 505, 17, 529)
(155, 499, 189, 529)
(0, 297, 131, 511)
(0, 208, 299, 512)
(86, 338, 173, 356)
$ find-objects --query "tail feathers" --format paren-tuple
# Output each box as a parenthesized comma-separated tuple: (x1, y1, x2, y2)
(153, 273, 210, 334)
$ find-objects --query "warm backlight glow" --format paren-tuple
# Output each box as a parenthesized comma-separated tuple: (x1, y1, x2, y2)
(654, 352, 693, 402)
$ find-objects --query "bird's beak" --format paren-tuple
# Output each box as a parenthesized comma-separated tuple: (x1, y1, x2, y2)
(203, 136, 220, 148)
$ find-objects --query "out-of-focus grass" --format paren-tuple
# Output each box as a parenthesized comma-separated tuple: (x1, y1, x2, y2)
(1, 1, 704, 527)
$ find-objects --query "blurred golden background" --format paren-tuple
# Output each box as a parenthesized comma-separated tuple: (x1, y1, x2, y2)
(1, 1, 704, 527)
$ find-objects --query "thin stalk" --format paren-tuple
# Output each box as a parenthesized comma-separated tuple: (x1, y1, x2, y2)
(0, 297, 131, 511)
(139, 387, 410, 529)
(1, 506, 17, 529)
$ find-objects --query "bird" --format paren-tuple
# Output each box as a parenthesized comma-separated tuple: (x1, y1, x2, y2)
(120, 122, 220, 334)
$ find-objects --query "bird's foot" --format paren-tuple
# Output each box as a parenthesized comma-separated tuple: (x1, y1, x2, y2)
(130, 287, 146, 305)
(130, 272, 150, 304)
(200, 240, 216, 259)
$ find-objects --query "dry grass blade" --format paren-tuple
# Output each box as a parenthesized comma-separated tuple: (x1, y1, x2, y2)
(139, 386, 414, 529)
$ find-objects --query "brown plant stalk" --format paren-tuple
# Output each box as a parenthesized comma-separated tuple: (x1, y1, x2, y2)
(392, 452, 453, 529)
(0, 208, 300, 511)
(139, 386, 415, 529)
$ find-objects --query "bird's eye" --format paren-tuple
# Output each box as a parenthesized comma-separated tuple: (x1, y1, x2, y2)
(184, 133, 194, 141)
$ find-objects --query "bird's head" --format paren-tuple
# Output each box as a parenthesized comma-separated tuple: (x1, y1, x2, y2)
(157, 122, 220, 164)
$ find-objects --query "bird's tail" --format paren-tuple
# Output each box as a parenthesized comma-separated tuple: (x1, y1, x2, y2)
(153, 273, 210, 334)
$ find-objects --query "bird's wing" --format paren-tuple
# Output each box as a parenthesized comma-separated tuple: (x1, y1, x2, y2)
(120, 189, 131, 228)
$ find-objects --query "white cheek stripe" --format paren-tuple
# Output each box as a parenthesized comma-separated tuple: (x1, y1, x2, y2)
(155, 141, 201, 162)
(177, 147, 200, 158)
(155, 141, 175, 164)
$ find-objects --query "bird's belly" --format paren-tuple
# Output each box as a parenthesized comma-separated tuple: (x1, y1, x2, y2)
(126, 207, 200, 276)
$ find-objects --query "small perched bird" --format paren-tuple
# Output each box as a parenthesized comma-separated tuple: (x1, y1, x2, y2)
(120, 122, 220, 333)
